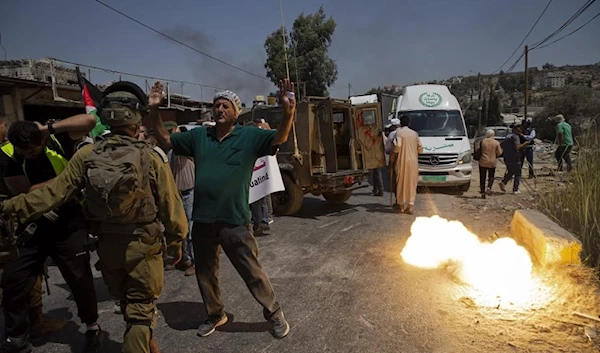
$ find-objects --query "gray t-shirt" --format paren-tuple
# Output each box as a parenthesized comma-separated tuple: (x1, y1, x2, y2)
(502, 133, 520, 164)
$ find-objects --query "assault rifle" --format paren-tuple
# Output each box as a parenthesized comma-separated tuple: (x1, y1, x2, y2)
(0, 212, 38, 267)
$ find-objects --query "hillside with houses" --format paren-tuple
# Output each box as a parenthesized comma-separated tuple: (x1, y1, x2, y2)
(367, 62, 600, 132)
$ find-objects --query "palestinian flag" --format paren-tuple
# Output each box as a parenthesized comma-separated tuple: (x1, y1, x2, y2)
(76, 67, 109, 137)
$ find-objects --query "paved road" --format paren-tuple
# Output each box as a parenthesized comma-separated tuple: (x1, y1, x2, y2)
(4, 188, 477, 353)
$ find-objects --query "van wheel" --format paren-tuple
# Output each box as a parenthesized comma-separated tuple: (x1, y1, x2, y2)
(273, 173, 303, 216)
(323, 190, 352, 204)
(458, 182, 471, 193)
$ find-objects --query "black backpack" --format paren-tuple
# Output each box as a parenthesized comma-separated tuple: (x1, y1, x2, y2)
(473, 140, 482, 161)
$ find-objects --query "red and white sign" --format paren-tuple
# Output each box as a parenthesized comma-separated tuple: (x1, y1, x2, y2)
(249, 155, 284, 204)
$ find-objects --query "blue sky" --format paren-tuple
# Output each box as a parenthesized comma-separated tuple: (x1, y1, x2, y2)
(1, 0, 599, 104)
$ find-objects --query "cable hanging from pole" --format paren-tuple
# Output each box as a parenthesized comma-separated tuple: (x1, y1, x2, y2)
(50, 57, 226, 90)
(530, 0, 596, 49)
(491, 0, 553, 74)
(94, 0, 268, 81)
(533, 11, 600, 50)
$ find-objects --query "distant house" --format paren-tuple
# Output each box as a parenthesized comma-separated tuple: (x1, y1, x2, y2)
(501, 113, 521, 126)
(0, 59, 80, 85)
(543, 73, 566, 88)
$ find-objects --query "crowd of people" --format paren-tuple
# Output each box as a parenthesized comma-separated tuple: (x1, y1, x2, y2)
(474, 113, 573, 199)
(0, 79, 296, 353)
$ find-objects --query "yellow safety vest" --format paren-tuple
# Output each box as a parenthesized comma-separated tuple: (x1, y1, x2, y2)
(0, 136, 71, 223)
(0, 135, 68, 179)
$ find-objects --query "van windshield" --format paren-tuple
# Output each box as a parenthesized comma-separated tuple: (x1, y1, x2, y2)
(401, 110, 467, 137)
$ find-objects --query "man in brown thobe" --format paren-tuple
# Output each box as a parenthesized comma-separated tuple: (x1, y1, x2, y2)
(392, 115, 423, 214)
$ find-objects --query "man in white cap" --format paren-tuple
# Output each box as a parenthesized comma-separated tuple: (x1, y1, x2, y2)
(384, 118, 401, 155)
(149, 80, 296, 340)
(554, 114, 573, 172)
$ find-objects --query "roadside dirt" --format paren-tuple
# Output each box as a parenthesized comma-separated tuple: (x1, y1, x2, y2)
(435, 146, 600, 353)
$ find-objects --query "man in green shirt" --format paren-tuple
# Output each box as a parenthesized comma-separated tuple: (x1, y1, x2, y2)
(554, 114, 573, 172)
(150, 79, 296, 339)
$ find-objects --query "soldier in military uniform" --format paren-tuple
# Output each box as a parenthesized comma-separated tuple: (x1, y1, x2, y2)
(0, 81, 187, 353)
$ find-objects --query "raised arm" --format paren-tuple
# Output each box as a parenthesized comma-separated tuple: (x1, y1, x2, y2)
(39, 114, 96, 141)
(148, 81, 172, 149)
(271, 79, 297, 146)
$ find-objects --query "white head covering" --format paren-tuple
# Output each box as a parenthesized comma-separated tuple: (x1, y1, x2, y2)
(213, 90, 243, 115)
(390, 118, 401, 126)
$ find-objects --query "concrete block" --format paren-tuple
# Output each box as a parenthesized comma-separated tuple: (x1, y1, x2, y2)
(510, 209, 582, 266)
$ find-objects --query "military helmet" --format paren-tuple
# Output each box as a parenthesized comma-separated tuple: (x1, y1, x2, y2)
(99, 81, 148, 127)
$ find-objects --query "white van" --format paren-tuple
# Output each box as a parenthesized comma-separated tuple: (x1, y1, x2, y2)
(393, 84, 472, 191)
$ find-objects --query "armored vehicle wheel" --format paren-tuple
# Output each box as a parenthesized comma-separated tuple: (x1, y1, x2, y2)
(273, 173, 304, 216)
(322, 190, 352, 204)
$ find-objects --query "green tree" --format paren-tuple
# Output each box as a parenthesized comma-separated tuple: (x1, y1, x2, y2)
(487, 89, 502, 126)
(366, 85, 401, 95)
(264, 6, 337, 97)
(542, 62, 555, 70)
(536, 86, 600, 140)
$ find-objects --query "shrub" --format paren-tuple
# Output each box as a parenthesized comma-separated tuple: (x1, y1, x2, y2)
(536, 86, 600, 141)
(539, 126, 600, 268)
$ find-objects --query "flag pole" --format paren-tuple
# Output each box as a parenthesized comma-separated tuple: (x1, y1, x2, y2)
(279, 0, 301, 163)
(279, 0, 290, 81)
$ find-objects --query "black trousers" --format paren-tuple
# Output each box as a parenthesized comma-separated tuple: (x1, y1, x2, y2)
(502, 162, 522, 192)
(479, 166, 496, 194)
(191, 222, 280, 321)
(555, 145, 573, 172)
(1, 210, 98, 338)
(520, 148, 535, 177)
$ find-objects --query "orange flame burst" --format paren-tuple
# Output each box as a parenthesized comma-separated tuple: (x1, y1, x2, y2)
(401, 216, 539, 305)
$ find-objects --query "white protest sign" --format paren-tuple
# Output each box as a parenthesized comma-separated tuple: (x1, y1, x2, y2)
(249, 155, 284, 204)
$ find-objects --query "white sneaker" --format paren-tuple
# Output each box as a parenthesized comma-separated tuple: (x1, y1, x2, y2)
(513, 190, 521, 195)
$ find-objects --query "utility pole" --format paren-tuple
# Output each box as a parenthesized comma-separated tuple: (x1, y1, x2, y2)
(348, 83, 352, 98)
(477, 73, 482, 133)
(524, 45, 529, 121)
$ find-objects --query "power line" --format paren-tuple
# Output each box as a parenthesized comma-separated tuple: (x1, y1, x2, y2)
(50, 57, 226, 90)
(506, 50, 526, 73)
(534, 11, 600, 49)
(94, 0, 268, 81)
(491, 0, 553, 74)
(504, 0, 597, 73)
(530, 0, 596, 49)
(0, 32, 7, 60)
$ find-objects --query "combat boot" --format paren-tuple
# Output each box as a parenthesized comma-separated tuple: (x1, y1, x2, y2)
(83, 328, 105, 353)
(0, 336, 32, 353)
(29, 306, 67, 339)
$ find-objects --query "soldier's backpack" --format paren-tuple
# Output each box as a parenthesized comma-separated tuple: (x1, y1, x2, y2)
(83, 136, 158, 224)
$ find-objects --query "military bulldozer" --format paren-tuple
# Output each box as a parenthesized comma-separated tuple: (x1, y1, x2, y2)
(239, 96, 386, 215)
